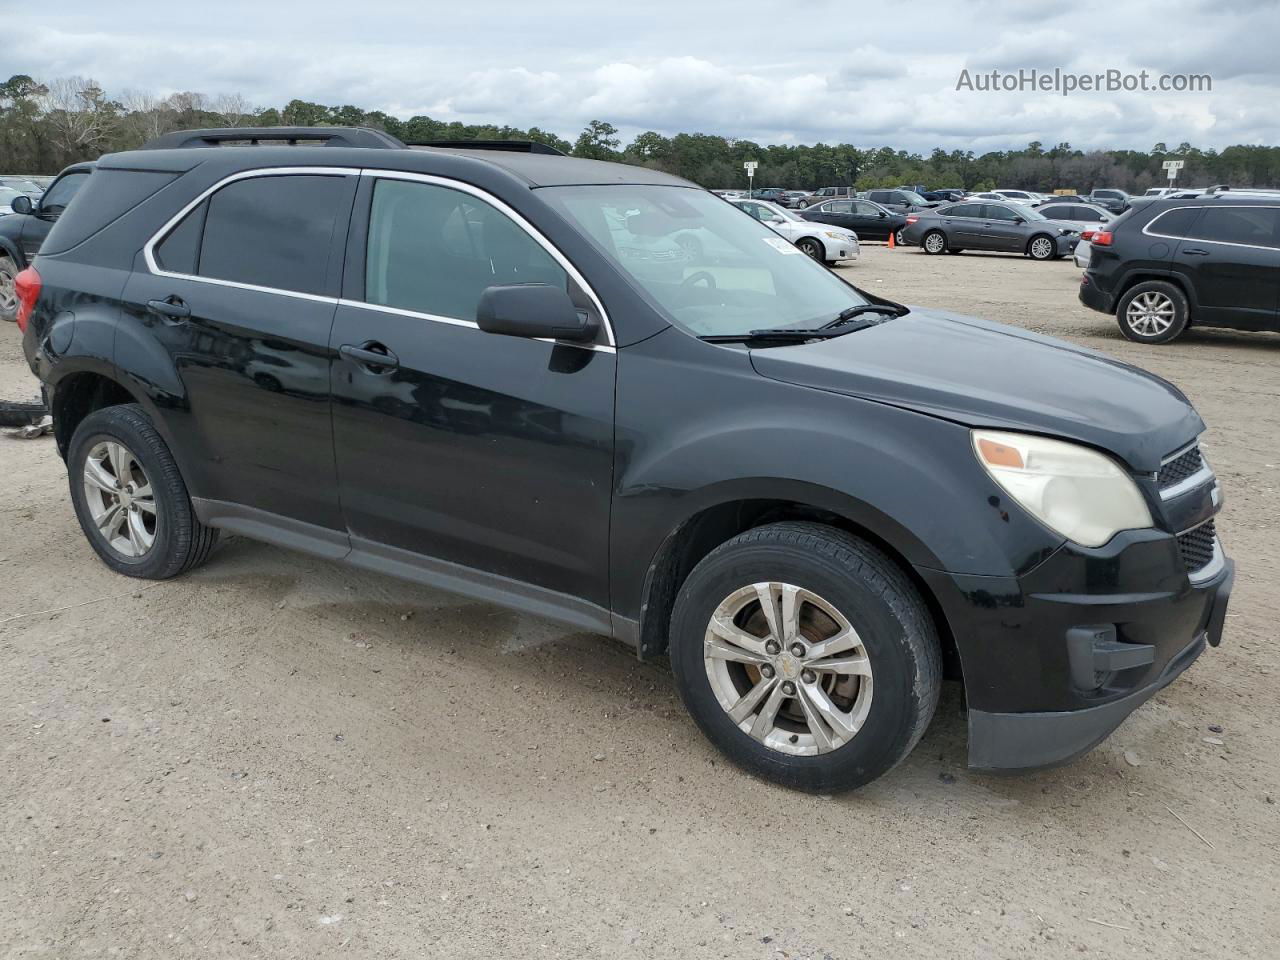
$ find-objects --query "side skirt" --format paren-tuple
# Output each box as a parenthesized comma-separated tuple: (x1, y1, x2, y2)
(192, 498, 622, 642)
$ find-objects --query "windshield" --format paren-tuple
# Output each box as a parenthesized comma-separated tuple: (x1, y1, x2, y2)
(542, 185, 871, 336)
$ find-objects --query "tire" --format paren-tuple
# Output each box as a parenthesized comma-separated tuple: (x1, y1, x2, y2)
(894, 229, 906, 246)
(1115, 280, 1190, 344)
(1027, 234, 1056, 261)
(669, 521, 942, 793)
(797, 238, 823, 260)
(0, 254, 18, 323)
(921, 230, 947, 255)
(67, 403, 218, 579)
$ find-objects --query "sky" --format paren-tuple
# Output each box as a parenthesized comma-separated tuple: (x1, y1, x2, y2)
(4, 0, 1280, 153)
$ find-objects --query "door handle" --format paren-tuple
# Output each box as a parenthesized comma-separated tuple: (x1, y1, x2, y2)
(1182, 247, 1210, 256)
(339, 341, 400, 372)
(147, 297, 190, 321)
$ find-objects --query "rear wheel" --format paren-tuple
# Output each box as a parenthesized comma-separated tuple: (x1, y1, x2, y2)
(67, 404, 218, 579)
(1116, 281, 1189, 344)
(0, 254, 17, 322)
(922, 230, 946, 254)
(894, 229, 906, 246)
(797, 238, 823, 260)
(669, 522, 942, 793)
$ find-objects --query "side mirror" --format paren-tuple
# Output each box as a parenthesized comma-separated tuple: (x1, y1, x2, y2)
(10, 195, 34, 216)
(476, 283, 599, 343)
(877, 211, 887, 218)
(766, 215, 785, 224)
(1013, 216, 1025, 224)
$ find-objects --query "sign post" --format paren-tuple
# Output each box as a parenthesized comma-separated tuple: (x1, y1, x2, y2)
(1162, 159, 1184, 187)
(744, 160, 758, 197)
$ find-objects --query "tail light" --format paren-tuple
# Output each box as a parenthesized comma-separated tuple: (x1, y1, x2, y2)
(1080, 230, 1096, 241)
(1092, 230, 1113, 247)
(13, 265, 41, 333)
(905, 216, 918, 224)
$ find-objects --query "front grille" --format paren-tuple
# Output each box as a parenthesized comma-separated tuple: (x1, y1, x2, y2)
(1159, 445, 1204, 490)
(1177, 519, 1217, 573)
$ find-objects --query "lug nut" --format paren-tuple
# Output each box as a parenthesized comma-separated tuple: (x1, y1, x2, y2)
(765, 641, 781, 655)
(790, 643, 806, 657)
(760, 664, 775, 679)
(781, 681, 796, 696)
(802, 669, 817, 684)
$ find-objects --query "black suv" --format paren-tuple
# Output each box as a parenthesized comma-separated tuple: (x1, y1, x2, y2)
(0, 163, 94, 321)
(1079, 195, 1280, 343)
(19, 127, 1233, 792)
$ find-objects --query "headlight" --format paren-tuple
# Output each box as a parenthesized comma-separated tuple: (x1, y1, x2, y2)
(823, 231, 853, 241)
(972, 430, 1152, 547)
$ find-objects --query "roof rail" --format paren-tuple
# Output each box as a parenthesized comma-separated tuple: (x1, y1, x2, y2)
(412, 139, 567, 156)
(139, 126, 407, 151)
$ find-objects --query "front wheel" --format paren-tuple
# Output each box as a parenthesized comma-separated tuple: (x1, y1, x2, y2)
(669, 522, 942, 793)
(797, 238, 823, 260)
(1027, 234, 1056, 261)
(0, 254, 18, 322)
(67, 403, 219, 579)
(922, 230, 947, 255)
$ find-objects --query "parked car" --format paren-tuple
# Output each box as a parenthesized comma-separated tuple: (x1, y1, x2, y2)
(990, 189, 1039, 205)
(1080, 195, 1280, 343)
(1087, 189, 1130, 214)
(0, 162, 94, 321)
(729, 198, 859, 263)
(800, 197, 907, 243)
(779, 190, 812, 209)
(1035, 202, 1115, 235)
(748, 187, 789, 203)
(1033, 194, 1089, 205)
(0, 176, 45, 198)
(17, 125, 1231, 793)
(863, 189, 938, 220)
(805, 186, 857, 206)
(900, 200, 1077, 260)
(922, 189, 968, 203)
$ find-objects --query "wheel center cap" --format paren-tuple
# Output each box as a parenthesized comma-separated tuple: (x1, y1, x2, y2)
(776, 653, 801, 679)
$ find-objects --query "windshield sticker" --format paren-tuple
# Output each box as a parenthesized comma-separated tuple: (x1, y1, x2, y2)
(763, 236, 802, 255)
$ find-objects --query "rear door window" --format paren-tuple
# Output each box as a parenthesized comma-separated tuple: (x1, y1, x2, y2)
(363, 177, 568, 321)
(1184, 207, 1280, 248)
(153, 174, 352, 295)
(824, 201, 853, 214)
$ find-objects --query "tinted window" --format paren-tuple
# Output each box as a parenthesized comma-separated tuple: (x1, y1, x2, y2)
(866, 191, 889, 203)
(195, 175, 350, 295)
(982, 204, 1018, 221)
(1184, 207, 1280, 247)
(1147, 207, 1203, 239)
(40, 171, 90, 214)
(154, 200, 208, 274)
(853, 201, 882, 216)
(365, 178, 568, 321)
(43, 169, 178, 256)
(945, 203, 983, 218)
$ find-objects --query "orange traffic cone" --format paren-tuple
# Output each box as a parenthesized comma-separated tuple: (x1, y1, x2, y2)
(887, 230, 896, 250)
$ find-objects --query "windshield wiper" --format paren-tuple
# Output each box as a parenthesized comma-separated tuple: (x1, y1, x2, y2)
(700, 327, 863, 345)
(821, 302, 909, 328)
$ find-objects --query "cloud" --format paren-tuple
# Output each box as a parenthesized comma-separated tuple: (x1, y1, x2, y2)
(3, 0, 1277, 153)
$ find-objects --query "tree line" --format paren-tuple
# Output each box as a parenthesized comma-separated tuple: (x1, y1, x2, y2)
(4, 74, 1280, 194)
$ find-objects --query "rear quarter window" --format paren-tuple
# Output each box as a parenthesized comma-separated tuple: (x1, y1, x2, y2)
(1144, 207, 1202, 239)
(41, 169, 177, 256)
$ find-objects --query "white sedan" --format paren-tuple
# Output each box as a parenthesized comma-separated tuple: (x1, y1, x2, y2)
(729, 198, 860, 263)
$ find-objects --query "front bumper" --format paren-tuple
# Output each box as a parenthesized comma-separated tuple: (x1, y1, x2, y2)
(917, 532, 1234, 772)
(820, 234, 859, 261)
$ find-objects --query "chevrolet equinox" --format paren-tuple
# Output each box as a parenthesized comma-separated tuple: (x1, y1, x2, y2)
(18, 127, 1234, 792)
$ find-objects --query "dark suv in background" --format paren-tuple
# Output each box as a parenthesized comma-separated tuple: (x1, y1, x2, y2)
(18, 127, 1231, 793)
(1079, 195, 1280, 343)
(0, 162, 94, 321)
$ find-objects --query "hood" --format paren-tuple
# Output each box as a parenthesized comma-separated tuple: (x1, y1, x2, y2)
(749, 308, 1202, 472)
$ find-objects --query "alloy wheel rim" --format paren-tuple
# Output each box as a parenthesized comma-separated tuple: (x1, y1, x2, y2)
(703, 582, 874, 757)
(83, 440, 158, 558)
(0, 263, 16, 313)
(801, 240, 821, 259)
(925, 233, 944, 253)
(1031, 238, 1052, 259)
(1126, 292, 1175, 336)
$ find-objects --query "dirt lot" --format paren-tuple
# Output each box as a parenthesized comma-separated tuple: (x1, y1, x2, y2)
(2, 245, 1277, 959)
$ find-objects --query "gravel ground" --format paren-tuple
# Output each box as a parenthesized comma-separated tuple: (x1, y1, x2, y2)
(2, 245, 1277, 958)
